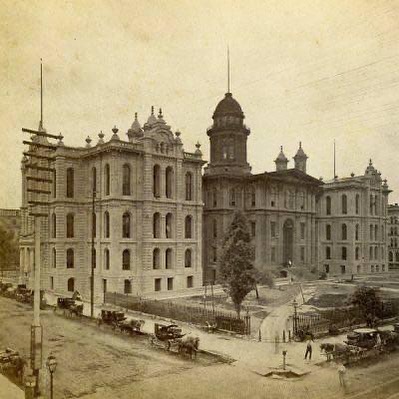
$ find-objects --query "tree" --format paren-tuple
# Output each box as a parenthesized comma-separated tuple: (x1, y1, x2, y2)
(350, 286, 382, 323)
(218, 211, 257, 317)
(0, 224, 19, 275)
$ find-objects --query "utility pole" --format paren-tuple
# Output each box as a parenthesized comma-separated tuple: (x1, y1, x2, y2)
(22, 60, 59, 397)
(90, 188, 96, 318)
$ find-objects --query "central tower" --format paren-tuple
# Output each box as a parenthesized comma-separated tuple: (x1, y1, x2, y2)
(204, 92, 251, 176)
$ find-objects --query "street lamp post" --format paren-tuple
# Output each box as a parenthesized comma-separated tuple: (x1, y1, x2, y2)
(46, 354, 57, 399)
(292, 299, 298, 336)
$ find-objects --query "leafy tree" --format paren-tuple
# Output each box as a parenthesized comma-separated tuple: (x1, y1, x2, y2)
(350, 286, 382, 321)
(218, 211, 257, 317)
(0, 224, 19, 273)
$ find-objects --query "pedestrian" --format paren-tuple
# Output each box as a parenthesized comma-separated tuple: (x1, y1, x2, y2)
(304, 336, 313, 360)
(338, 363, 346, 388)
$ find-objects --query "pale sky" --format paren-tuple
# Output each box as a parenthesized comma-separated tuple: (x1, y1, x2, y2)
(1, 0, 399, 208)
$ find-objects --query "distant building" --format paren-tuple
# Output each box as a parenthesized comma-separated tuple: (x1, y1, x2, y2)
(0, 208, 20, 270)
(317, 161, 391, 276)
(388, 203, 399, 270)
(20, 109, 205, 300)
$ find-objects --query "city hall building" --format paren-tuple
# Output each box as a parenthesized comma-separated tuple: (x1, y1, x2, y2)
(19, 90, 392, 300)
(20, 110, 205, 300)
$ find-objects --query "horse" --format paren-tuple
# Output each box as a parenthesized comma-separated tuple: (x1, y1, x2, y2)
(320, 343, 350, 362)
(178, 336, 200, 359)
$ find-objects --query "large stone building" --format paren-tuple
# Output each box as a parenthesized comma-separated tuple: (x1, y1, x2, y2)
(317, 161, 391, 276)
(388, 203, 399, 270)
(20, 109, 205, 300)
(0, 208, 20, 271)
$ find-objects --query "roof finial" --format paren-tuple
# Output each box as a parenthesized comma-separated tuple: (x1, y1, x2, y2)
(134, 112, 138, 120)
(40, 58, 43, 129)
(158, 108, 163, 118)
(280, 145, 283, 151)
(151, 106, 154, 115)
(299, 141, 302, 148)
(227, 46, 231, 93)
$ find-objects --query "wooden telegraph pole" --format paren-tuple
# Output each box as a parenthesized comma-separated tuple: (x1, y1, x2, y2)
(22, 60, 60, 397)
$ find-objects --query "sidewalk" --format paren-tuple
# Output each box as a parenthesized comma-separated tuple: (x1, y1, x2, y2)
(0, 374, 24, 399)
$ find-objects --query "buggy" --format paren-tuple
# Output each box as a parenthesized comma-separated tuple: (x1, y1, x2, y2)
(0, 348, 25, 381)
(150, 323, 185, 351)
(100, 310, 126, 327)
(114, 318, 145, 335)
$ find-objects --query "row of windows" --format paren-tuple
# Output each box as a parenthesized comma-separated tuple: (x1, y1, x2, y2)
(52, 247, 194, 270)
(324, 223, 384, 241)
(325, 193, 383, 216)
(323, 264, 386, 274)
(59, 276, 195, 294)
(389, 251, 399, 262)
(63, 166, 195, 201)
(52, 212, 195, 240)
(325, 246, 384, 261)
(391, 238, 398, 248)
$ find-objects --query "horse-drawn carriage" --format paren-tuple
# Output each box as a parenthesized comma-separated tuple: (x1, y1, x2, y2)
(321, 327, 399, 364)
(99, 310, 126, 326)
(56, 297, 83, 317)
(0, 282, 13, 295)
(114, 318, 145, 335)
(150, 323, 200, 359)
(0, 348, 25, 381)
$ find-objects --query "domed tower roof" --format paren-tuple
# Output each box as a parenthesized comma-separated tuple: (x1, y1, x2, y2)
(294, 142, 308, 160)
(212, 93, 244, 119)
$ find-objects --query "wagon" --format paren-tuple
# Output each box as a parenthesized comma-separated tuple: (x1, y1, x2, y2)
(100, 310, 126, 326)
(150, 323, 185, 351)
(345, 328, 379, 349)
(115, 318, 145, 335)
(0, 348, 25, 380)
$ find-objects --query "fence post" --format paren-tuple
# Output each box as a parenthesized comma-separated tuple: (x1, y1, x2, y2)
(258, 329, 262, 342)
(282, 330, 286, 343)
(288, 330, 291, 342)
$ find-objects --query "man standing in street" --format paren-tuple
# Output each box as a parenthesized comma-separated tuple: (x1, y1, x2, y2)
(338, 363, 347, 388)
(304, 336, 313, 360)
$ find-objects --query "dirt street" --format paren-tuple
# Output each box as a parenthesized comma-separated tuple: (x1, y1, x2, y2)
(0, 297, 222, 398)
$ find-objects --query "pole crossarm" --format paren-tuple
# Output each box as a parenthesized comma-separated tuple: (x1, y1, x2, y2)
(26, 176, 53, 183)
(25, 164, 55, 172)
(23, 140, 57, 150)
(22, 127, 59, 139)
(28, 201, 50, 206)
(23, 152, 54, 161)
(27, 188, 52, 194)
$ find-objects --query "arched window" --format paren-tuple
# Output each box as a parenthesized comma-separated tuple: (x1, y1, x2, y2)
(104, 248, 110, 270)
(374, 246, 378, 260)
(165, 166, 173, 199)
(213, 219, 218, 238)
(66, 213, 74, 238)
(185, 172, 193, 201)
(326, 196, 331, 215)
(52, 213, 56, 238)
(251, 187, 256, 207)
(122, 164, 131, 195)
(326, 246, 331, 260)
(341, 224, 347, 240)
(213, 188, 217, 207)
(122, 249, 130, 270)
(229, 189, 236, 207)
(185, 249, 192, 268)
(122, 213, 130, 238)
(326, 224, 331, 240)
(369, 246, 373, 260)
(66, 168, 74, 198)
(355, 247, 360, 260)
(53, 170, 57, 198)
(153, 165, 160, 198)
(67, 278, 74, 292)
(153, 213, 160, 238)
(104, 164, 110, 195)
(370, 224, 373, 241)
(396, 252, 399, 262)
(92, 212, 96, 238)
(389, 251, 393, 262)
(370, 194, 373, 215)
(91, 248, 96, 269)
(375, 225, 378, 241)
(165, 248, 172, 269)
(341, 194, 347, 215)
(355, 224, 360, 241)
(165, 213, 173, 238)
(92, 167, 97, 193)
(342, 247, 347, 260)
(124, 280, 132, 294)
(66, 248, 74, 268)
(153, 248, 160, 269)
(104, 211, 110, 238)
(185, 215, 192, 239)
(52, 248, 56, 268)
(355, 194, 360, 214)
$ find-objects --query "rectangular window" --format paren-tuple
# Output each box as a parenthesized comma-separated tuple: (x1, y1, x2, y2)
(103, 279, 107, 294)
(300, 247, 305, 262)
(50, 276, 54, 290)
(251, 221, 256, 237)
(271, 222, 276, 238)
(187, 276, 193, 288)
(271, 247, 276, 262)
(167, 277, 173, 291)
(340, 265, 346, 274)
(155, 278, 161, 292)
(300, 223, 305, 240)
(326, 224, 331, 240)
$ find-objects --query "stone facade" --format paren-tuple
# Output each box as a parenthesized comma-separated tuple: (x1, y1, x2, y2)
(203, 92, 391, 282)
(317, 162, 391, 276)
(20, 110, 205, 300)
(388, 203, 399, 270)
